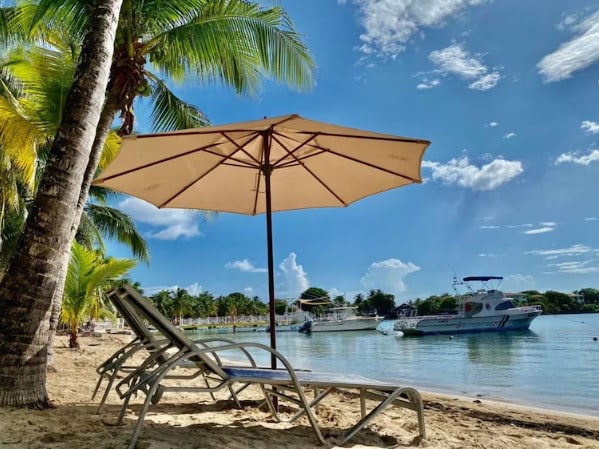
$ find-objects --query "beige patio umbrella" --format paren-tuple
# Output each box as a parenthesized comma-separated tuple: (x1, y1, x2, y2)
(94, 114, 430, 367)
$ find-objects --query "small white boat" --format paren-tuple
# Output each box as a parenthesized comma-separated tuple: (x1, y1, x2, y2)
(394, 276, 542, 336)
(301, 307, 382, 333)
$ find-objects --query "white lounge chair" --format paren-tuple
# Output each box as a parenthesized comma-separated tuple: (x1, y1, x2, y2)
(112, 285, 426, 448)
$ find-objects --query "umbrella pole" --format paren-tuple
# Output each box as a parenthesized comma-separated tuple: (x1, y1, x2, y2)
(265, 179, 277, 369)
(263, 134, 279, 411)
(262, 136, 277, 370)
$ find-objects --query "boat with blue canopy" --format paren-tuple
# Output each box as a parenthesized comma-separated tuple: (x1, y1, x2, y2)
(394, 276, 542, 336)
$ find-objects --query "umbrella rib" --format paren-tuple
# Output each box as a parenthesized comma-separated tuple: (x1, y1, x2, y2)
(252, 130, 271, 214)
(293, 131, 430, 145)
(270, 132, 325, 167)
(270, 132, 349, 206)
(319, 147, 420, 182)
(157, 132, 263, 208)
(95, 138, 251, 182)
(270, 132, 420, 182)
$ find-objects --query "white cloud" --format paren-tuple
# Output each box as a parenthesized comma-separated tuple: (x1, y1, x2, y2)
(506, 224, 533, 228)
(538, 10, 599, 82)
(344, 0, 487, 59)
(504, 274, 536, 292)
(479, 225, 499, 229)
(523, 227, 554, 235)
(547, 260, 599, 274)
(416, 78, 441, 89)
(422, 156, 523, 191)
(486, 121, 499, 127)
(360, 258, 420, 295)
(243, 287, 254, 295)
(525, 244, 592, 257)
(586, 217, 597, 221)
(118, 197, 201, 240)
(581, 120, 599, 134)
(555, 149, 599, 165)
(428, 44, 501, 90)
(225, 259, 267, 273)
(144, 282, 203, 296)
(503, 132, 517, 139)
(478, 253, 499, 257)
(277, 253, 309, 297)
(540, 222, 557, 227)
(468, 72, 501, 90)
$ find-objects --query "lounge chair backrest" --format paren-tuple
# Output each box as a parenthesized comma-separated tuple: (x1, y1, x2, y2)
(108, 289, 153, 340)
(118, 284, 227, 378)
(108, 288, 172, 365)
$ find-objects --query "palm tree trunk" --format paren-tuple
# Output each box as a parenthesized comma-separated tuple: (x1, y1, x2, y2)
(46, 100, 120, 371)
(0, 0, 123, 407)
(68, 329, 80, 350)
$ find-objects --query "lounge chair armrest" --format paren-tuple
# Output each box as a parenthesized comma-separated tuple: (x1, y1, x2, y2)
(115, 344, 193, 398)
(189, 341, 303, 383)
(191, 337, 260, 368)
(96, 338, 172, 374)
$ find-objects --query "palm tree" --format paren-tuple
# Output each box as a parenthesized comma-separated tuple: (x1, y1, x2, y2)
(61, 242, 136, 348)
(195, 291, 217, 318)
(0, 56, 42, 268)
(170, 288, 192, 325)
(150, 290, 173, 317)
(0, 0, 123, 407)
(0, 31, 150, 263)
(0, 0, 315, 407)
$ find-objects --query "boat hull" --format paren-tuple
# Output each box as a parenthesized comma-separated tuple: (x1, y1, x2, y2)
(395, 311, 541, 336)
(310, 317, 381, 332)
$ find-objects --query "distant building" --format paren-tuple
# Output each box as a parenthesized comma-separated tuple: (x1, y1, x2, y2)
(505, 292, 528, 302)
(570, 293, 585, 304)
(396, 303, 417, 317)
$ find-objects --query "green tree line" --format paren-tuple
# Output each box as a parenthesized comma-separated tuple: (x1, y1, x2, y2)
(155, 286, 599, 322)
(401, 288, 599, 316)
(147, 289, 269, 324)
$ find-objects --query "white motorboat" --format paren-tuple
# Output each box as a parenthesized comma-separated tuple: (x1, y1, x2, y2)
(300, 306, 382, 333)
(394, 276, 542, 336)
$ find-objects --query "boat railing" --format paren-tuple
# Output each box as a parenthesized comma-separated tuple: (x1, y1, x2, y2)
(396, 318, 422, 329)
(516, 304, 543, 313)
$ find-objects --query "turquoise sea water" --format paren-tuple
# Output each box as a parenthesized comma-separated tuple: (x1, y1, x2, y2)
(187, 313, 599, 416)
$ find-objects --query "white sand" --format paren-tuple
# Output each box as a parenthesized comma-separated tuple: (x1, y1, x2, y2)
(1, 334, 598, 449)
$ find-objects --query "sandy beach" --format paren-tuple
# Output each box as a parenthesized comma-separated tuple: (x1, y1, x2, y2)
(1, 334, 598, 449)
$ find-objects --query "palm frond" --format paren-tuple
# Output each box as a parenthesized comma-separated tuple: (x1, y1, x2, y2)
(147, 0, 315, 95)
(148, 77, 209, 132)
(84, 203, 150, 264)
(28, 0, 90, 42)
(75, 208, 106, 254)
(99, 131, 122, 169)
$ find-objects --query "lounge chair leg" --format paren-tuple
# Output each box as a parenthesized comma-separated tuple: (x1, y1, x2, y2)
(91, 377, 103, 400)
(340, 391, 399, 445)
(96, 379, 113, 413)
(360, 390, 366, 417)
(408, 390, 426, 439)
(204, 377, 216, 402)
(116, 393, 132, 425)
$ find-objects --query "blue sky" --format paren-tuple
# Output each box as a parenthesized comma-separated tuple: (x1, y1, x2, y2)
(108, 0, 599, 303)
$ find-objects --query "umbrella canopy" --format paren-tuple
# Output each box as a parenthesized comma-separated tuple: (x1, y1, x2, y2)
(94, 114, 430, 365)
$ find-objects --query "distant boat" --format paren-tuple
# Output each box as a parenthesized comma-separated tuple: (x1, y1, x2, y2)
(300, 306, 382, 333)
(394, 276, 542, 336)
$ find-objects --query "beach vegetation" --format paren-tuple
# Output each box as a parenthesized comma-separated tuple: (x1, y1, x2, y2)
(0, 0, 314, 408)
(61, 242, 136, 348)
(0, 27, 149, 371)
(0, 0, 122, 407)
(148, 290, 269, 322)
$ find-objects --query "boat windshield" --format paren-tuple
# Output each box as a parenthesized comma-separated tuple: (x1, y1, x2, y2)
(495, 300, 516, 311)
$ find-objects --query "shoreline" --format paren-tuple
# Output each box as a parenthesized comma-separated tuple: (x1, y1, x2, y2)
(413, 384, 599, 419)
(1, 334, 598, 449)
